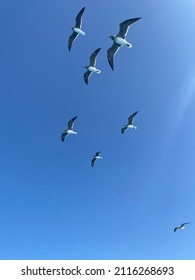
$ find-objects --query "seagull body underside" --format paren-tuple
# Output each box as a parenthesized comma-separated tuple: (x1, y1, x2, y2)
(95, 155, 102, 160)
(66, 129, 77, 135)
(73, 27, 85, 35)
(88, 66, 101, 73)
(121, 125, 137, 134)
(114, 37, 132, 47)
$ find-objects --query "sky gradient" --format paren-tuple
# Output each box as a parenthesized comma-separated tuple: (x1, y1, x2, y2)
(0, 0, 195, 259)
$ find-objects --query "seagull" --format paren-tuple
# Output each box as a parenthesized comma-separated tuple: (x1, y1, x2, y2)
(68, 7, 85, 51)
(84, 48, 101, 84)
(174, 222, 191, 232)
(107, 17, 141, 70)
(121, 111, 138, 134)
(91, 152, 102, 167)
(61, 116, 78, 142)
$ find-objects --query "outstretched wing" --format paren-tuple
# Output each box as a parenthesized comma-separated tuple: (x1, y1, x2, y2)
(75, 7, 85, 28)
(61, 131, 68, 142)
(174, 227, 179, 232)
(117, 17, 141, 38)
(121, 126, 127, 134)
(89, 48, 101, 66)
(95, 152, 101, 157)
(84, 70, 92, 85)
(107, 43, 121, 71)
(128, 111, 138, 125)
(181, 222, 191, 227)
(68, 116, 77, 129)
(91, 157, 96, 167)
(68, 32, 79, 51)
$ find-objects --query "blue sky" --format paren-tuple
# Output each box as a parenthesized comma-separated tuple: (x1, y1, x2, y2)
(0, 0, 195, 259)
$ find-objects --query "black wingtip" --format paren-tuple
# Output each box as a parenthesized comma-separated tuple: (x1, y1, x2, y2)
(94, 47, 101, 54)
(132, 17, 142, 21)
(78, 6, 85, 15)
(84, 79, 88, 85)
(108, 61, 114, 71)
(110, 65, 114, 71)
(68, 39, 72, 51)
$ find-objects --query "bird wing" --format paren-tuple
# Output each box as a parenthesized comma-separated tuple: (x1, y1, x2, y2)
(181, 222, 190, 227)
(128, 111, 138, 125)
(95, 152, 101, 156)
(174, 227, 179, 232)
(121, 126, 127, 134)
(117, 17, 141, 38)
(89, 48, 101, 66)
(107, 42, 121, 71)
(68, 116, 77, 129)
(91, 157, 96, 167)
(61, 131, 68, 142)
(75, 7, 85, 28)
(68, 32, 79, 51)
(84, 70, 92, 85)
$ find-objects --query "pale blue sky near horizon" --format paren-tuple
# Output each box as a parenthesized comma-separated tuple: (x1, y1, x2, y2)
(0, 0, 195, 259)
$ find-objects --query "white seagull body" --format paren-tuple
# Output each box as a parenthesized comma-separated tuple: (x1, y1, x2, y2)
(68, 7, 85, 51)
(72, 27, 85, 36)
(107, 17, 141, 70)
(174, 222, 191, 232)
(114, 37, 132, 47)
(121, 111, 138, 134)
(91, 152, 102, 167)
(84, 48, 101, 84)
(61, 116, 78, 142)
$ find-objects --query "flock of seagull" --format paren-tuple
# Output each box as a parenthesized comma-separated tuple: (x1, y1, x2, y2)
(62, 6, 191, 233)
(68, 6, 141, 82)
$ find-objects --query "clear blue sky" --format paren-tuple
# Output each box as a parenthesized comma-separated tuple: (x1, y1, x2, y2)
(0, 0, 195, 260)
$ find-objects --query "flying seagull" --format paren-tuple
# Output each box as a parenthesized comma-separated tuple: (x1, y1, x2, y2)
(68, 7, 85, 51)
(121, 111, 138, 134)
(84, 48, 101, 84)
(61, 116, 78, 142)
(107, 17, 141, 70)
(174, 222, 191, 232)
(91, 152, 102, 167)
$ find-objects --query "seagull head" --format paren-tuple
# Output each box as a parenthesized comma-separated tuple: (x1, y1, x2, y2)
(107, 35, 115, 41)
